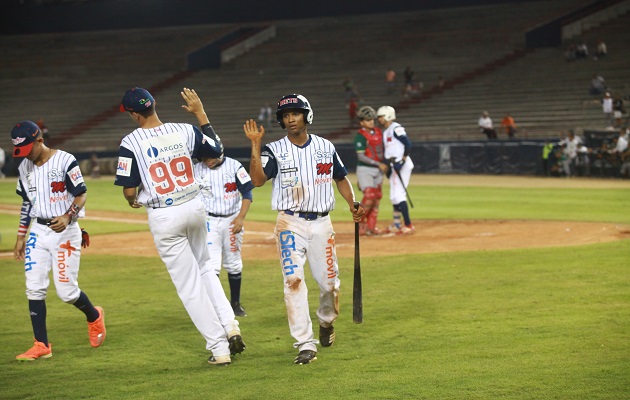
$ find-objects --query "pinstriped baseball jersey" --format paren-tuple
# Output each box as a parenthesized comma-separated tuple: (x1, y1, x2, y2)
(16, 150, 86, 219)
(383, 121, 408, 162)
(194, 157, 254, 216)
(115, 123, 213, 208)
(261, 134, 347, 212)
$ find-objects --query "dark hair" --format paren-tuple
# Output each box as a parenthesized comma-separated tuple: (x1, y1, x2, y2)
(135, 103, 156, 118)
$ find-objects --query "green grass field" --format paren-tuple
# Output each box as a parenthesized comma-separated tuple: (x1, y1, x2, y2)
(0, 175, 629, 399)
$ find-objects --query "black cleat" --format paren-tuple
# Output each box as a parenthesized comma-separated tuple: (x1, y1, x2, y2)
(231, 302, 247, 317)
(228, 335, 246, 355)
(208, 355, 231, 366)
(294, 350, 317, 365)
(319, 325, 335, 347)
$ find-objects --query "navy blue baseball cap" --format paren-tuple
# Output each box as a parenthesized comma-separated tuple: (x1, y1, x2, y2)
(11, 120, 41, 157)
(119, 87, 155, 112)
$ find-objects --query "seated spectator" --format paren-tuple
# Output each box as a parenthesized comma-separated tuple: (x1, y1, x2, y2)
(500, 113, 517, 139)
(478, 111, 497, 140)
(595, 39, 607, 60)
(575, 42, 588, 60)
(589, 74, 606, 96)
(613, 95, 625, 127)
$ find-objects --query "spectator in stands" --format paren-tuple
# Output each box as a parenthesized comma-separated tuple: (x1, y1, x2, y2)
(478, 111, 497, 140)
(500, 113, 517, 139)
(403, 66, 414, 87)
(342, 77, 359, 103)
(0, 145, 5, 178)
(385, 67, 396, 94)
(602, 92, 614, 128)
(613, 95, 625, 128)
(589, 74, 606, 96)
(348, 97, 359, 127)
(595, 39, 607, 60)
(437, 75, 445, 90)
(258, 103, 273, 131)
(575, 41, 588, 60)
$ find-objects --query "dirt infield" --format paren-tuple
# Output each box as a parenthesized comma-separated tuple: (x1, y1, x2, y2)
(87, 175, 630, 259)
(2, 175, 628, 259)
(89, 217, 630, 260)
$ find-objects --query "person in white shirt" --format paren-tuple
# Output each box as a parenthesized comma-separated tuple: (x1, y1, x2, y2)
(478, 111, 497, 139)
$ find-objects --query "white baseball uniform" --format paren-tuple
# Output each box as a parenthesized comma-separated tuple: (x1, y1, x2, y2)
(194, 157, 254, 275)
(383, 121, 414, 205)
(115, 122, 236, 355)
(17, 150, 86, 303)
(260, 134, 347, 352)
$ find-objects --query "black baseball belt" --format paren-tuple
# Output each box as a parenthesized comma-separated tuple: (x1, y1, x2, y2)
(283, 210, 329, 221)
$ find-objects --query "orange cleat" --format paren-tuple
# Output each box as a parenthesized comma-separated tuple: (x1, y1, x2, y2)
(88, 306, 106, 347)
(16, 340, 52, 361)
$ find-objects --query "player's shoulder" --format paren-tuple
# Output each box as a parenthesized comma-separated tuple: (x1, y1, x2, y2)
(223, 156, 243, 168)
(309, 134, 336, 149)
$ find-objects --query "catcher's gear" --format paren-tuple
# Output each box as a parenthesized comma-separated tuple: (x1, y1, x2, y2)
(81, 229, 90, 248)
(377, 105, 396, 121)
(356, 105, 376, 121)
(276, 94, 313, 128)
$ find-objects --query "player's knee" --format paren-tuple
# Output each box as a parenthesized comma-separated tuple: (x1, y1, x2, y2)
(26, 289, 47, 301)
(364, 187, 379, 201)
(58, 289, 80, 304)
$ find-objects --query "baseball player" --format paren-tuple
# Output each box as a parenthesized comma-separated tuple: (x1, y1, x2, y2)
(244, 94, 364, 365)
(194, 153, 254, 317)
(376, 106, 415, 235)
(354, 105, 389, 236)
(115, 87, 244, 366)
(11, 120, 106, 361)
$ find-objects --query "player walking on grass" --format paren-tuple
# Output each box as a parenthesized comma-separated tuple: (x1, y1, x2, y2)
(354, 105, 389, 236)
(11, 120, 106, 361)
(115, 87, 244, 366)
(377, 106, 415, 235)
(194, 153, 253, 317)
(244, 94, 364, 364)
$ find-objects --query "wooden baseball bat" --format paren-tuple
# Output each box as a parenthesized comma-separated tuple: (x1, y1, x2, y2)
(353, 201, 363, 324)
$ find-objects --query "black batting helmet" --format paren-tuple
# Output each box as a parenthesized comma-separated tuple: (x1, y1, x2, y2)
(276, 94, 313, 129)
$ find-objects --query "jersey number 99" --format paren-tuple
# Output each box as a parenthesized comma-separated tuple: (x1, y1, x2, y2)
(149, 156, 194, 195)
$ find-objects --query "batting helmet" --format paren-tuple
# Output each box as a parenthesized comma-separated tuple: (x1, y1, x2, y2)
(377, 106, 396, 121)
(356, 105, 377, 121)
(276, 94, 313, 129)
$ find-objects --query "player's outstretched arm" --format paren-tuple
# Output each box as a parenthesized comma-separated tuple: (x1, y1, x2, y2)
(335, 177, 364, 222)
(181, 87, 210, 125)
(244, 119, 267, 187)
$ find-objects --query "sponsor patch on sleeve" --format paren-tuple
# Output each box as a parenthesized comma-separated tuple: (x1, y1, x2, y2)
(236, 167, 251, 184)
(68, 166, 84, 186)
(261, 155, 269, 168)
(116, 156, 132, 177)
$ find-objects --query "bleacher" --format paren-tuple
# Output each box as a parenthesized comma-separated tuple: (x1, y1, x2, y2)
(1, 0, 628, 156)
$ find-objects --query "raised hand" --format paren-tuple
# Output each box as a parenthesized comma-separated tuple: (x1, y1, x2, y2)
(243, 119, 265, 143)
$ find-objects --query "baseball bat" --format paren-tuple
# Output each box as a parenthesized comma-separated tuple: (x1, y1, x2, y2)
(389, 158, 414, 208)
(353, 201, 363, 324)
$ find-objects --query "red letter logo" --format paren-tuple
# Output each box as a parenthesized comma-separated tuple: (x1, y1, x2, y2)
(316, 163, 333, 175)
(224, 182, 237, 193)
(51, 181, 66, 193)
